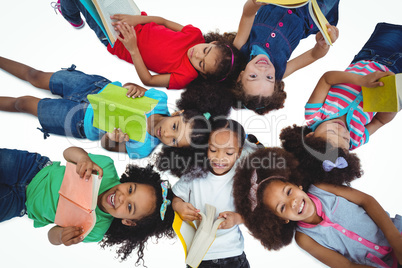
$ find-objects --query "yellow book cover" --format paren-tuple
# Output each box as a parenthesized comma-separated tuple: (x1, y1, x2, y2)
(362, 74, 402, 112)
(256, 0, 332, 45)
(173, 205, 225, 268)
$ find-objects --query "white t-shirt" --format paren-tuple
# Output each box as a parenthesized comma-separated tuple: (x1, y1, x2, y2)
(172, 168, 244, 260)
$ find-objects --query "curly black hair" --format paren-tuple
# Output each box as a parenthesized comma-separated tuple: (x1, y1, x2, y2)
(99, 165, 175, 267)
(279, 124, 363, 189)
(181, 109, 212, 148)
(232, 80, 286, 115)
(156, 118, 256, 179)
(177, 78, 236, 117)
(202, 31, 247, 84)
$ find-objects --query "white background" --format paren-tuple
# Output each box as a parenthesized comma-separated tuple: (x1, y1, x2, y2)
(1, 0, 401, 267)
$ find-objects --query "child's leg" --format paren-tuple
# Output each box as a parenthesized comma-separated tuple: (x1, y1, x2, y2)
(0, 148, 51, 222)
(0, 56, 53, 90)
(60, 0, 109, 46)
(0, 96, 40, 116)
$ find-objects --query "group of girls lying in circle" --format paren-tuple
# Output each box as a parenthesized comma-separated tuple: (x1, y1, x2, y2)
(1, 0, 402, 266)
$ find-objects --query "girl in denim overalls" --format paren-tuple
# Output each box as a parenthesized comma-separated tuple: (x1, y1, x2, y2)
(233, 0, 340, 115)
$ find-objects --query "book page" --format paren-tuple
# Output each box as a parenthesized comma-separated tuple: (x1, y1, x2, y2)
(309, 0, 332, 45)
(256, 0, 309, 7)
(93, 0, 140, 44)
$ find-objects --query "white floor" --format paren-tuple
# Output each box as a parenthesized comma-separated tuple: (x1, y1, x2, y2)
(1, 0, 402, 267)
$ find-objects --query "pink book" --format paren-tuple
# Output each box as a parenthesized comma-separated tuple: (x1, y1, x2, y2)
(54, 162, 102, 238)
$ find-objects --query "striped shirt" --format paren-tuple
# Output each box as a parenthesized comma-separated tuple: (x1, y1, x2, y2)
(305, 60, 389, 150)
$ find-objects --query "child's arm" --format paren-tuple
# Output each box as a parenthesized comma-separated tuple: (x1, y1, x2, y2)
(115, 22, 171, 88)
(172, 196, 202, 221)
(48, 226, 84, 246)
(63, 146, 103, 180)
(284, 24, 339, 79)
(365, 112, 397, 136)
(307, 70, 395, 104)
(316, 183, 402, 264)
(111, 14, 184, 32)
(233, 0, 265, 50)
(217, 211, 244, 229)
(101, 128, 129, 153)
(123, 82, 147, 98)
(296, 231, 374, 268)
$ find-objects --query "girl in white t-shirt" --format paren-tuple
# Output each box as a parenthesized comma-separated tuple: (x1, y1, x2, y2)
(157, 118, 260, 268)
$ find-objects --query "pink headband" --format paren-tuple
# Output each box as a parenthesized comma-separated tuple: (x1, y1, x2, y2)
(249, 170, 286, 211)
(218, 45, 234, 82)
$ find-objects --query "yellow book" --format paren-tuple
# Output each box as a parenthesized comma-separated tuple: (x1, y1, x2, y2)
(173, 204, 225, 268)
(362, 73, 402, 112)
(256, 0, 333, 45)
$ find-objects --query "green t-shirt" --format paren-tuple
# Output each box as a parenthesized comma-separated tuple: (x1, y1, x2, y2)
(25, 154, 121, 242)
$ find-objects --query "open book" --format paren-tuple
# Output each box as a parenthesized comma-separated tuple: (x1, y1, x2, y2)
(362, 73, 402, 112)
(256, 0, 333, 45)
(173, 204, 225, 268)
(87, 83, 158, 143)
(54, 162, 102, 238)
(80, 0, 141, 46)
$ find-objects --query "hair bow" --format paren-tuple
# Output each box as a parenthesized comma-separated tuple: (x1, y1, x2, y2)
(322, 157, 348, 172)
(160, 181, 171, 221)
(203, 112, 211, 120)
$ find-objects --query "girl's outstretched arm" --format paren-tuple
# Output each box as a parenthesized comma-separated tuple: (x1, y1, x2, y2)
(316, 183, 402, 265)
(115, 22, 171, 88)
(296, 231, 373, 268)
(307, 70, 394, 104)
(233, 0, 265, 50)
(284, 24, 339, 79)
(63, 147, 103, 180)
(111, 14, 184, 32)
(48, 226, 84, 246)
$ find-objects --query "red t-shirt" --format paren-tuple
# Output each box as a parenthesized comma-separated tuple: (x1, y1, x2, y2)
(107, 23, 205, 89)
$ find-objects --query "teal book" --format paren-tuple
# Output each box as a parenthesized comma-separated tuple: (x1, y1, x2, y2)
(87, 84, 159, 143)
(79, 0, 140, 47)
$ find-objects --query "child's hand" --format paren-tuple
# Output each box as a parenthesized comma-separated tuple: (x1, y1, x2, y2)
(75, 156, 103, 181)
(111, 14, 140, 27)
(48, 226, 84, 246)
(123, 82, 147, 98)
(217, 211, 243, 229)
(174, 201, 202, 222)
(115, 22, 138, 54)
(312, 24, 339, 59)
(106, 128, 130, 143)
(361, 71, 395, 88)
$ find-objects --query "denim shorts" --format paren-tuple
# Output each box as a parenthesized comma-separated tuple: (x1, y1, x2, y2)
(189, 252, 250, 268)
(0, 148, 51, 222)
(352, 23, 402, 74)
(37, 65, 111, 138)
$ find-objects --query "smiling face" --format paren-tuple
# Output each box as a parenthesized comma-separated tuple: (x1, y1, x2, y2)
(263, 180, 318, 223)
(187, 42, 220, 76)
(309, 119, 351, 150)
(207, 129, 242, 176)
(98, 182, 156, 226)
(238, 54, 276, 97)
(151, 115, 193, 147)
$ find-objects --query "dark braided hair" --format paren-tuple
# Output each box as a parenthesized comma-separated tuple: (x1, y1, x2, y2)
(100, 165, 175, 267)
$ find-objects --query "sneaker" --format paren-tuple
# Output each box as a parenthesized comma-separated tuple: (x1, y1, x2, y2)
(50, 0, 85, 29)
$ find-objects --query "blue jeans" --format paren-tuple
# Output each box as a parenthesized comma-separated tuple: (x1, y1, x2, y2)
(60, 0, 109, 46)
(37, 64, 110, 138)
(0, 149, 51, 222)
(189, 252, 250, 268)
(352, 23, 402, 74)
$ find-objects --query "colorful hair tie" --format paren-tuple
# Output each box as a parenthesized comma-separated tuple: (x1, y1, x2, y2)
(203, 112, 211, 120)
(322, 157, 348, 172)
(217, 45, 234, 82)
(160, 181, 171, 221)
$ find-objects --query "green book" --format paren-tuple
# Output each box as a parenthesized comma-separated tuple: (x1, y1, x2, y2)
(87, 84, 159, 143)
